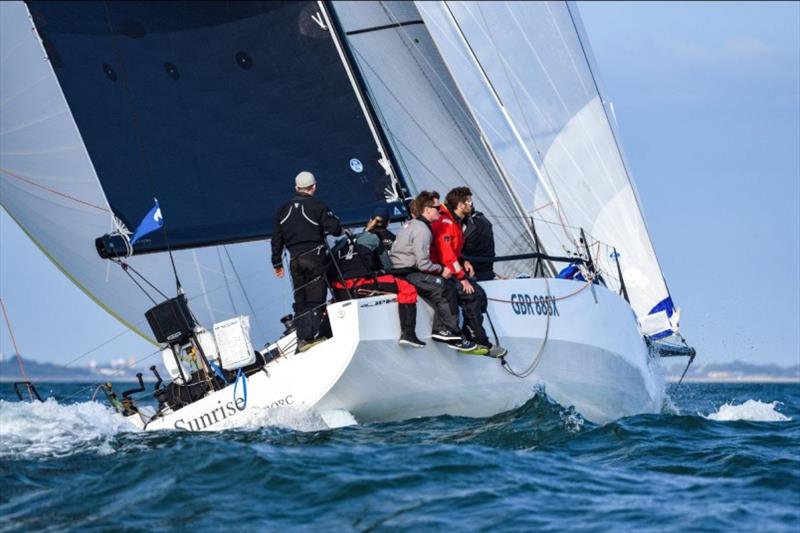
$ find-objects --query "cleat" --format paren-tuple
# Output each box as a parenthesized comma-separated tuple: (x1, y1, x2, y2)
(296, 337, 328, 353)
(446, 338, 478, 352)
(431, 330, 461, 342)
(399, 334, 426, 348)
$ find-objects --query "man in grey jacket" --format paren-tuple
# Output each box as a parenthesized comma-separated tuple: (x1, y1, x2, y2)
(390, 191, 477, 352)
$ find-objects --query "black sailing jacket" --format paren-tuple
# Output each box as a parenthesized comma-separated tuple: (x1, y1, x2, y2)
(271, 192, 343, 267)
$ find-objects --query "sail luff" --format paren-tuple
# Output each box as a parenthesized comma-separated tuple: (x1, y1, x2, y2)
(417, 0, 675, 334)
(319, 0, 406, 204)
(434, 1, 552, 252)
(564, 1, 669, 284)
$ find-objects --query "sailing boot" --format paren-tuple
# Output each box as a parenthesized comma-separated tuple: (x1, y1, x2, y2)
(398, 303, 426, 348)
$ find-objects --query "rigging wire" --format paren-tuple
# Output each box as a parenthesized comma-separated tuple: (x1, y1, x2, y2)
(216, 246, 238, 316)
(473, 3, 576, 248)
(0, 297, 34, 401)
(223, 245, 262, 331)
(347, 4, 535, 265)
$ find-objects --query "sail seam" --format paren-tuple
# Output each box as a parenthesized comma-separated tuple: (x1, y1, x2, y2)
(0, 167, 109, 212)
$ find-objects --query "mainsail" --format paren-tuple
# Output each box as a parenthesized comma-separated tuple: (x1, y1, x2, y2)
(415, 0, 678, 337)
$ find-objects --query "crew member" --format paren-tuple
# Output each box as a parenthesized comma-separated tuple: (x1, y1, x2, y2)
(431, 187, 506, 357)
(357, 207, 396, 271)
(462, 207, 497, 281)
(271, 171, 342, 352)
(329, 216, 424, 348)
(390, 191, 477, 352)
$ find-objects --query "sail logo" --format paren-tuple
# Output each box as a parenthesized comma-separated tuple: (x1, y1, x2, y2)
(510, 294, 560, 317)
(311, 11, 327, 30)
(350, 158, 363, 173)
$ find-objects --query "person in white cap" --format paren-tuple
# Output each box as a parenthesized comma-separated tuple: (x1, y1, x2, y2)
(271, 171, 342, 352)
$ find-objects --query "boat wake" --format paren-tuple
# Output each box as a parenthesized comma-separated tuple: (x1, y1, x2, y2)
(703, 399, 791, 422)
(0, 398, 132, 459)
(0, 398, 352, 459)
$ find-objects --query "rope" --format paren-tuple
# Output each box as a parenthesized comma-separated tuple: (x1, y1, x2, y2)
(489, 275, 595, 379)
(0, 297, 34, 400)
(498, 277, 552, 378)
(487, 275, 594, 305)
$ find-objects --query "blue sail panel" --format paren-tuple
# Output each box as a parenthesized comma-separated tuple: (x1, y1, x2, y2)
(27, 1, 402, 255)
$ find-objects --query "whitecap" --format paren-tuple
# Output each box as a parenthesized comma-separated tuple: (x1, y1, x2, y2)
(703, 399, 791, 422)
(0, 398, 133, 458)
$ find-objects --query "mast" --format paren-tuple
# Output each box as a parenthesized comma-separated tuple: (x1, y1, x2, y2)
(317, 1, 409, 204)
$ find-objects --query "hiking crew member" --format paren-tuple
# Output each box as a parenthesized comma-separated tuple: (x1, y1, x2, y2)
(390, 191, 477, 352)
(357, 207, 396, 272)
(328, 210, 424, 348)
(271, 171, 342, 352)
(432, 187, 506, 357)
(463, 208, 497, 282)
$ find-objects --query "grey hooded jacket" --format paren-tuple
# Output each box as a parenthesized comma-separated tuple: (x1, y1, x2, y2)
(389, 218, 443, 274)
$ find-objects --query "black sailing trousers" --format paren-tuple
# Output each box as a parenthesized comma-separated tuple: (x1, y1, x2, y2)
(449, 277, 490, 346)
(403, 272, 460, 334)
(289, 250, 329, 342)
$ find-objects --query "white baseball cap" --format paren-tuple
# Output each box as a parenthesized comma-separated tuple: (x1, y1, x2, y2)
(295, 171, 316, 188)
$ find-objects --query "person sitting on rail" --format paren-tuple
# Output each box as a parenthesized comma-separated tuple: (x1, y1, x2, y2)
(328, 213, 425, 348)
(462, 205, 497, 281)
(431, 187, 507, 358)
(389, 191, 477, 352)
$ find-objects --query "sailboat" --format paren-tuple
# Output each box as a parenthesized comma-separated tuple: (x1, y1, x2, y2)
(0, 1, 693, 430)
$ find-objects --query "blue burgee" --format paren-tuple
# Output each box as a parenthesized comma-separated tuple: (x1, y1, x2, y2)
(130, 199, 163, 244)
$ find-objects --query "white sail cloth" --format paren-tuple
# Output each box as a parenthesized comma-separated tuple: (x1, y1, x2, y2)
(414, 0, 675, 334)
(332, 1, 536, 276)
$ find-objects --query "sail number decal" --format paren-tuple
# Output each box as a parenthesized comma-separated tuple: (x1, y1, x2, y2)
(509, 294, 560, 317)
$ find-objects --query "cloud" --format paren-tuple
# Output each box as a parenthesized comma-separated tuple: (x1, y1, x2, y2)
(663, 35, 779, 71)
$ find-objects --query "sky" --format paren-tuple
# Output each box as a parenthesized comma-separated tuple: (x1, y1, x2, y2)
(1, 1, 799, 368)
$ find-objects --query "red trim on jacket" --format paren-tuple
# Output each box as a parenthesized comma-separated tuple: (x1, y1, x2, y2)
(430, 205, 465, 280)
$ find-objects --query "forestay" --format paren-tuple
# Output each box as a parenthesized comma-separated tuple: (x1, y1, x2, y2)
(415, 1, 677, 336)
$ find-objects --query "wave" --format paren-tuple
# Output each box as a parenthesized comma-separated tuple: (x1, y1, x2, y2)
(703, 399, 791, 422)
(0, 396, 354, 459)
(0, 398, 133, 459)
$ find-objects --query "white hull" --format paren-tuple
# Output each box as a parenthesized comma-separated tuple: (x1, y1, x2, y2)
(127, 278, 665, 431)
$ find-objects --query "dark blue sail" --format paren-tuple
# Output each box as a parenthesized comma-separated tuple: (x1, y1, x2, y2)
(26, 1, 405, 256)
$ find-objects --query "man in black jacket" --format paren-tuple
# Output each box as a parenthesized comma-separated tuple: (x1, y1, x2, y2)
(462, 208, 497, 281)
(271, 171, 342, 352)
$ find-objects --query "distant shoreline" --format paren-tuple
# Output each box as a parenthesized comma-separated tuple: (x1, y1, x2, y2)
(667, 377, 800, 384)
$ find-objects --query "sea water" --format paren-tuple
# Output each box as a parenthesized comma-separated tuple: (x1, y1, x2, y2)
(1, 383, 797, 531)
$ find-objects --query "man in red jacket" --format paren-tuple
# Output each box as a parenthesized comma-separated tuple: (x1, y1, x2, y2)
(431, 187, 506, 357)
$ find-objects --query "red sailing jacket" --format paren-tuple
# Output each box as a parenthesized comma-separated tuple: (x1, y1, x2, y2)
(430, 205, 466, 280)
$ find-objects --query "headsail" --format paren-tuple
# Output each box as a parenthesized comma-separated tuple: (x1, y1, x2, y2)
(331, 1, 537, 275)
(415, 1, 677, 336)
